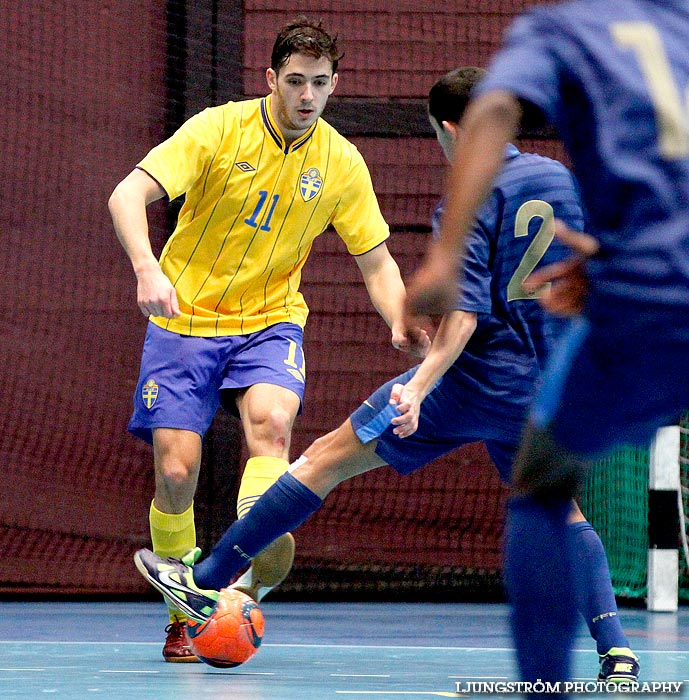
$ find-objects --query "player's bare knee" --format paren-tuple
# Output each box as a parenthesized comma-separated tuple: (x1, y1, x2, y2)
(159, 461, 196, 486)
(250, 405, 294, 445)
(155, 458, 199, 505)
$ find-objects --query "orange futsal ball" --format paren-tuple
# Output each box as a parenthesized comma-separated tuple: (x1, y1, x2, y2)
(185, 588, 265, 668)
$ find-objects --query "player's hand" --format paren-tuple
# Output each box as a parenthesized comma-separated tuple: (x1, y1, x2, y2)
(524, 221, 600, 317)
(392, 323, 431, 358)
(389, 382, 422, 438)
(136, 266, 181, 319)
(405, 243, 459, 317)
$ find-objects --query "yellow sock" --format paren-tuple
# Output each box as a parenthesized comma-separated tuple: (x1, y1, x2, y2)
(237, 456, 289, 518)
(149, 500, 196, 623)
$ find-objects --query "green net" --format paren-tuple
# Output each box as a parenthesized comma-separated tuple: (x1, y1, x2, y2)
(581, 414, 689, 602)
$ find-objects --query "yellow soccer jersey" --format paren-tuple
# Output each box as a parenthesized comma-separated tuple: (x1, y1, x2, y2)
(137, 96, 389, 336)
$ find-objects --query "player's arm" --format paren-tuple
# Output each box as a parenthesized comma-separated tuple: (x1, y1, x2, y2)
(354, 242, 431, 357)
(407, 90, 522, 317)
(390, 310, 477, 437)
(108, 167, 181, 319)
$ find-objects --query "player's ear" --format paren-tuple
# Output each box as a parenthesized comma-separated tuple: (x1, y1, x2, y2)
(329, 72, 338, 94)
(442, 120, 459, 144)
(266, 68, 277, 92)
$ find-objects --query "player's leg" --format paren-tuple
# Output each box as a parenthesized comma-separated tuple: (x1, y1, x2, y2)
(193, 417, 385, 590)
(150, 428, 202, 661)
(128, 323, 226, 660)
(132, 362, 468, 617)
(132, 365, 430, 615)
(134, 417, 385, 618)
(231, 382, 301, 601)
(568, 502, 639, 681)
(506, 309, 689, 691)
(487, 439, 638, 682)
(504, 316, 626, 690)
(504, 424, 583, 692)
(211, 324, 307, 600)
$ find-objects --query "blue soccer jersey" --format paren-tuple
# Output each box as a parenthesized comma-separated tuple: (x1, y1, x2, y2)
(350, 146, 584, 475)
(478, 0, 689, 309)
(440, 145, 583, 427)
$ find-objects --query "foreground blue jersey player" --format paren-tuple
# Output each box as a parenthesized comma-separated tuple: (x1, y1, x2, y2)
(134, 67, 637, 681)
(407, 1, 689, 695)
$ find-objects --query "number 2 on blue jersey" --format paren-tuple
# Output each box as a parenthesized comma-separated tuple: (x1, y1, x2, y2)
(507, 199, 555, 302)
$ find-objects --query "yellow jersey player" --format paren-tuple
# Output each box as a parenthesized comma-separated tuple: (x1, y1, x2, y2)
(109, 16, 429, 662)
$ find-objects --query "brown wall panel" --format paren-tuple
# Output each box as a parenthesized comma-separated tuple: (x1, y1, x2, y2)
(352, 137, 446, 227)
(287, 230, 507, 596)
(242, 1, 555, 98)
(243, 9, 513, 97)
(1, 0, 170, 595)
(1, 1, 563, 596)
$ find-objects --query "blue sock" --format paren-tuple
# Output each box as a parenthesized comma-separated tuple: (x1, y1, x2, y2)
(570, 521, 628, 655)
(193, 472, 322, 590)
(505, 495, 578, 690)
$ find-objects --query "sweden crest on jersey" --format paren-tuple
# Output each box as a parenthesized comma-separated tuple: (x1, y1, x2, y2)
(300, 168, 322, 202)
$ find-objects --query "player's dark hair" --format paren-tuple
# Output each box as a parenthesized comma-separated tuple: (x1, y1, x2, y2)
(271, 16, 343, 74)
(428, 66, 487, 126)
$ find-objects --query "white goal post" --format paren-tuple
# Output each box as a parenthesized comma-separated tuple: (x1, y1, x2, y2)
(647, 425, 682, 612)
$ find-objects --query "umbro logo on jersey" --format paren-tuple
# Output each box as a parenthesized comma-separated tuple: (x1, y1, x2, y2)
(300, 167, 322, 201)
(236, 161, 256, 172)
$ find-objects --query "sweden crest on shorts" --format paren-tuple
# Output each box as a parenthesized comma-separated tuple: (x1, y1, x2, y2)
(142, 378, 159, 409)
(300, 168, 322, 202)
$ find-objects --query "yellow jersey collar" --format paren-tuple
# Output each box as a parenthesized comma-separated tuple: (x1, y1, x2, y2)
(261, 96, 318, 155)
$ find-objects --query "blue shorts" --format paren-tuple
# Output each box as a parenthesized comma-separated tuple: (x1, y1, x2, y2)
(128, 322, 306, 444)
(533, 306, 689, 458)
(350, 366, 525, 484)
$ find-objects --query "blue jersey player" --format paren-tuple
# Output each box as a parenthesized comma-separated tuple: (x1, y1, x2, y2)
(407, 1, 689, 694)
(133, 67, 637, 681)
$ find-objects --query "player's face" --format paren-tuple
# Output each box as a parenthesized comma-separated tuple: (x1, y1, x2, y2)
(267, 53, 338, 140)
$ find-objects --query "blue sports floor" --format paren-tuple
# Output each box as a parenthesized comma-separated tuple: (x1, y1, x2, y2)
(0, 600, 687, 699)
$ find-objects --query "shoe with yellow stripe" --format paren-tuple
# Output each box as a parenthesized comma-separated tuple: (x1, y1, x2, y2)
(598, 647, 639, 682)
(134, 547, 219, 623)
